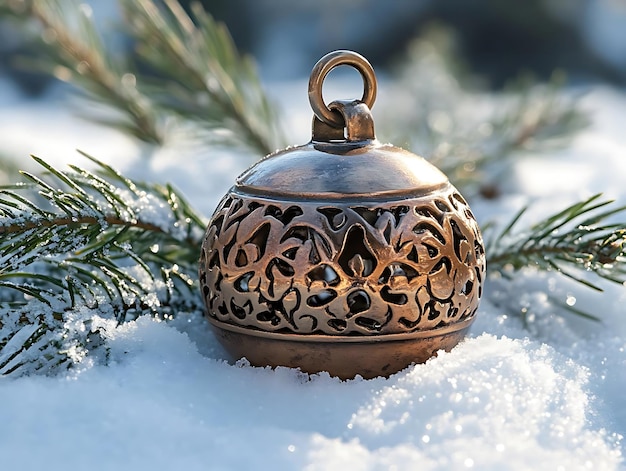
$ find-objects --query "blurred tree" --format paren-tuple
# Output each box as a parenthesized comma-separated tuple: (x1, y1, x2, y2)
(3, 0, 626, 94)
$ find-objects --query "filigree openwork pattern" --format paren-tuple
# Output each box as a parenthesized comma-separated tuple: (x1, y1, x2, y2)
(199, 186, 485, 336)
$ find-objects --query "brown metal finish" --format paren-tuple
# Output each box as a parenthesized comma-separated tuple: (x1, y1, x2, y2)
(308, 50, 377, 128)
(236, 140, 450, 199)
(208, 317, 474, 380)
(198, 50, 486, 379)
(200, 187, 484, 335)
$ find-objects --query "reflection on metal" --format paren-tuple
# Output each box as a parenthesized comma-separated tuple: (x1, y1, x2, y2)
(199, 50, 486, 379)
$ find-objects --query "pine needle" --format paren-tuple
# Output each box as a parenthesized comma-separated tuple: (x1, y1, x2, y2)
(487, 194, 626, 296)
(3, 0, 164, 144)
(1, 0, 284, 155)
(119, 0, 285, 155)
(0, 154, 207, 375)
(379, 25, 589, 197)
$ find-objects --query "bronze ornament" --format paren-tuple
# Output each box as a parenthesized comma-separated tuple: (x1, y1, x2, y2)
(199, 50, 486, 379)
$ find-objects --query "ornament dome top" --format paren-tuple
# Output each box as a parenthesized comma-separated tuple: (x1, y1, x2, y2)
(235, 50, 449, 200)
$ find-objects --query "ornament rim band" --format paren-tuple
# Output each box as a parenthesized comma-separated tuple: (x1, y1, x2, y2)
(308, 50, 377, 128)
(207, 316, 476, 343)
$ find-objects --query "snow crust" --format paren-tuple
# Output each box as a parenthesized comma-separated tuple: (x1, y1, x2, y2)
(0, 83, 625, 469)
(0, 305, 622, 470)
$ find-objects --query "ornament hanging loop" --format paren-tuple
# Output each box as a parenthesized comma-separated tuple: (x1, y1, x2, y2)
(308, 50, 377, 128)
(312, 99, 376, 142)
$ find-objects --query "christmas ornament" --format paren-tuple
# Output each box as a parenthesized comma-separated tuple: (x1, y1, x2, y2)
(199, 50, 485, 379)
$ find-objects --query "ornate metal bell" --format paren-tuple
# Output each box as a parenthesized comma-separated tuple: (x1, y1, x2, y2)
(199, 50, 486, 379)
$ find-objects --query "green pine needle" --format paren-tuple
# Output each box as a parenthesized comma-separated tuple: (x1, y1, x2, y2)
(2, 0, 284, 155)
(0, 153, 209, 375)
(379, 25, 589, 197)
(0, 153, 206, 313)
(487, 194, 626, 294)
(5, 0, 164, 144)
(118, 0, 285, 155)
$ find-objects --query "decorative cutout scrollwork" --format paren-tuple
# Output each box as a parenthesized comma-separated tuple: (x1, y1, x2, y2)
(199, 187, 485, 336)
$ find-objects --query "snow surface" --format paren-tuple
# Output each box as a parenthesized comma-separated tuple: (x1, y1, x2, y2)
(0, 82, 625, 470)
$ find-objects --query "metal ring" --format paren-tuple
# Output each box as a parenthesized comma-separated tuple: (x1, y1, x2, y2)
(308, 50, 377, 128)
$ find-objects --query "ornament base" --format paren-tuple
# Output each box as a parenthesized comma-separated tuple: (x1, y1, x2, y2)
(208, 317, 475, 379)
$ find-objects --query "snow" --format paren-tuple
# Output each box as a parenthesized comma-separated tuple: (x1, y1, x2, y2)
(0, 81, 626, 469)
(0, 309, 622, 470)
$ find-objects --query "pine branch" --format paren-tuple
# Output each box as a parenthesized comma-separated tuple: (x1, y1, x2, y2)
(3, 0, 164, 144)
(0, 153, 206, 310)
(0, 303, 108, 376)
(119, 0, 285, 155)
(379, 25, 589, 197)
(453, 75, 588, 197)
(486, 194, 626, 294)
(2, 0, 284, 155)
(0, 153, 207, 375)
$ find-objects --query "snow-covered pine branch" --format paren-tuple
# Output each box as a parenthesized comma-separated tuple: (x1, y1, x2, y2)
(0, 153, 206, 376)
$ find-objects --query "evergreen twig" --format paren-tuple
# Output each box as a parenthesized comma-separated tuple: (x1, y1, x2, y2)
(3, 0, 164, 143)
(0, 153, 207, 375)
(1, 0, 284, 155)
(0, 152, 206, 311)
(486, 194, 626, 295)
(380, 25, 589, 197)
(119, 0, 285, 155)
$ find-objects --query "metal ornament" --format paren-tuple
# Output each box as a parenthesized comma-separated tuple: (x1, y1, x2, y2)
(199, 50, 486, 379)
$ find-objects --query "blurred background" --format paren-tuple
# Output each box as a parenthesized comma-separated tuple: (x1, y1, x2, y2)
(2, 0, 626, 96)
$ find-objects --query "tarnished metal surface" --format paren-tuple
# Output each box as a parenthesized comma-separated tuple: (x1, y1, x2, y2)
(235, 140, 449, 198)
(198, 50, 485, 378)
(208, 318, 474, 380)
(200, 188, 484, 335)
